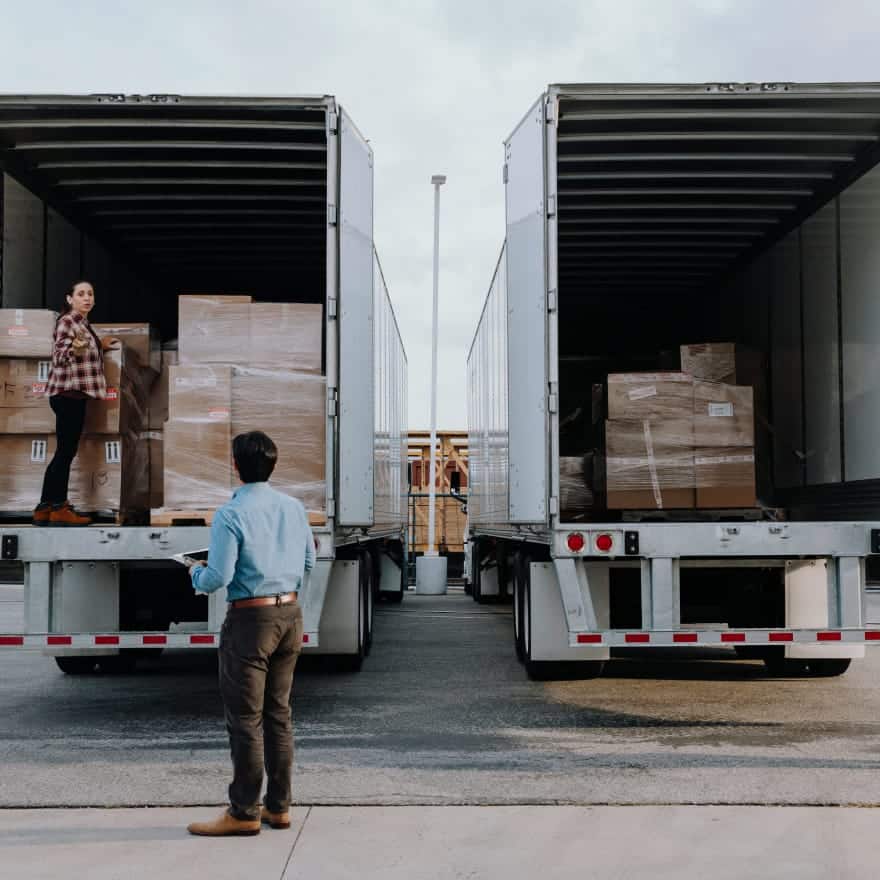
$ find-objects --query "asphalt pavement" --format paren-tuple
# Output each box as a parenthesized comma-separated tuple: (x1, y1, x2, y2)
(2, 583, 880, 807)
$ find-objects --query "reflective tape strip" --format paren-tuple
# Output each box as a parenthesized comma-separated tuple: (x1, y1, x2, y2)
(569, 629, 880, 648)
(0, 630, 320, 649)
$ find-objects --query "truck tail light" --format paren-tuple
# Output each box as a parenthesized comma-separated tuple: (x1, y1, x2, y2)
(595, 533, 613, 553)
(567, 532, 585, 552)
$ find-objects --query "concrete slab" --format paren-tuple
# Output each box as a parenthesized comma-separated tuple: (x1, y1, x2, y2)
(0, 806, 307, 880)
(285, 805, 880, 880)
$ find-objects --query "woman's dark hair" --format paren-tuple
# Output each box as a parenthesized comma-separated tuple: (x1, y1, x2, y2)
(233, 431, 278, 483)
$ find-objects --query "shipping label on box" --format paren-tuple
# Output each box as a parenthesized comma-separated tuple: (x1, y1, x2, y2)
(694, 381, 755, 447)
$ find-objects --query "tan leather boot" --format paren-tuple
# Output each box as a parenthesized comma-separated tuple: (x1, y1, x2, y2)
(32, 503, 52, 526)
(187, 810, 260, 837)
(261, 806, 291, 829)
(49, 502, 92, 527)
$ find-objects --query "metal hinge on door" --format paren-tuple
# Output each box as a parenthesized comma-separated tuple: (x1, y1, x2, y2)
(547, 289, 558, 313)
(328, 204, 337, 226)
(502, 164, 509, 184)
(327, 297, 338, 319)
(327, 111, 338, 135)
(327, 388, 338, 417)
(548, 393, 558, 414)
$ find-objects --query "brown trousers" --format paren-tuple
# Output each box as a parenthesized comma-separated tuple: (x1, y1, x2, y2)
(219, 601, 303, 820)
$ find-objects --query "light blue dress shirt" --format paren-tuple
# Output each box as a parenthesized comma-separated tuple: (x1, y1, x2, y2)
(190, 482, 315, 601)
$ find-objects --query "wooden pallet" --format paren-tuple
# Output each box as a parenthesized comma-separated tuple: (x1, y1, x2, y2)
(150, 508, 327, 527)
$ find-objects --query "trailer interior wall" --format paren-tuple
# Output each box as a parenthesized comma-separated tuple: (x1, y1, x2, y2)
(551, 84, 880, 520)
(0, 95, 408, 533)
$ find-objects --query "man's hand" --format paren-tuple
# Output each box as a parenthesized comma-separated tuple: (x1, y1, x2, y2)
(185, 558, 208, 574)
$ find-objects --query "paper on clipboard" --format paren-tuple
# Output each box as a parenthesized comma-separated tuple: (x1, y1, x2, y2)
(170, 548, 209, 567)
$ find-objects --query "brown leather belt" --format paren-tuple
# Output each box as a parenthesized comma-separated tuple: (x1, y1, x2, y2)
(230, 592, 297, 609)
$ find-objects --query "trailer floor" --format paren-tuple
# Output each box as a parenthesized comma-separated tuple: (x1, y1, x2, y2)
(2, 585, 880, 807)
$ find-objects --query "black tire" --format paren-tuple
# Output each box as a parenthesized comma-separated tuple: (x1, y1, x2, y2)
(55, 656, 98, 675)
(808, 659, 851, 677)
(360, 550, 374, 658)
(513, 552, 527, 663)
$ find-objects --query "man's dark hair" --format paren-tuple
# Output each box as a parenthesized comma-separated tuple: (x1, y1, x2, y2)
(233, 431, 278, 483)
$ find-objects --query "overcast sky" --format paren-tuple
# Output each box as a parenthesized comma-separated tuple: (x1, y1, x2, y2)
(3, 0, 880, 428)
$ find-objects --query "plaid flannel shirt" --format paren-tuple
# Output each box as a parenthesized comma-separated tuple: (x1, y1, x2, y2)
(45, 312, 107, 399)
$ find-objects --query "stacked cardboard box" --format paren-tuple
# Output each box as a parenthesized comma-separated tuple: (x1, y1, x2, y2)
(0, 310, 153, 516)
(605, 373, 695, 510)
(681, 342, 766, 503)
(163, 295, 326, 516)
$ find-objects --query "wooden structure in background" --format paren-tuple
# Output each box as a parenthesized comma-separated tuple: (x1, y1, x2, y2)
(408, 430, 468, 554)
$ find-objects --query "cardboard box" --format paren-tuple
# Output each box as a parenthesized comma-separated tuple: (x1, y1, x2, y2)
(695, 447, 757, 508)
(0, 436, 52, 508)
(607, 372, 694, 420)
(168, 364, 232, 422)
(606, 418, 695, 510)
(69, 433, 150, 513)
(0, 358, 52, 407)
(93, 323, 161, 376)
(249, 303, 323, 372)
(163, 419, 232, 508)
(0, 405, 54, 433)
(231, 367, 326, 514)
(0, 433, 148, 512)
(178, 295, 252, 364)
(83, 347, 150, 435)
(680, 343, 765, 387)
(148, 350, 178, 430)
(694, 382, 755, 447)
(0, 310, 57, 357)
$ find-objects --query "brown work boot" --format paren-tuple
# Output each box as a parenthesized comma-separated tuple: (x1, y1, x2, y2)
(49, 501, 92, 527)
(32, 503, 52, 526)
(187, 810, 260, 837)
(261, 806, 291, 829)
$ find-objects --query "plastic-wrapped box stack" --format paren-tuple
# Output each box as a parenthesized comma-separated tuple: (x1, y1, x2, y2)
(682, 344, 757, 508)
(605, 373, 696, 510)
(0, 310, 156, 517)
(164, 295, 326, 518)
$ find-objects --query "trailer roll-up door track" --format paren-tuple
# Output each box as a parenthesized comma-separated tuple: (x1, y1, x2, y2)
(0, 94, 408, 672)
(468, 82, 880, 679)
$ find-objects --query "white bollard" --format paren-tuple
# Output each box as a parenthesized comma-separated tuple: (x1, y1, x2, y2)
(416, 554, 448, 595)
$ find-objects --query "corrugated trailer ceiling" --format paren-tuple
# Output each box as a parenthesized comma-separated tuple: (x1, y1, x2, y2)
(554, 83, 880, 296)
(0, 95, 330, 298)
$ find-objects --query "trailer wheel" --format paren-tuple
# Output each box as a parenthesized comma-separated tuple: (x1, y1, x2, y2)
(512, 552, 527, 663)
(55, 657, 98, 675)
(360, 550, 374, 658)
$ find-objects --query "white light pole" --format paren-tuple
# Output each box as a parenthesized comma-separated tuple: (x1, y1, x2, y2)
(416, 174, 448, 595)
(427, 174, 445, 557)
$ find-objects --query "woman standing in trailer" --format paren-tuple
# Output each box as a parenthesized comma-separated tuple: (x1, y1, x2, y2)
(33, 281, 115, 526)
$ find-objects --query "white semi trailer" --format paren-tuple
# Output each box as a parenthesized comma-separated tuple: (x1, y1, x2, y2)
(0, 94, 407, 673)
(466, 82, 880, 679)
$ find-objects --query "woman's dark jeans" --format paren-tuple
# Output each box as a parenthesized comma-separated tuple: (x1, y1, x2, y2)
(39, 395, 87, 505)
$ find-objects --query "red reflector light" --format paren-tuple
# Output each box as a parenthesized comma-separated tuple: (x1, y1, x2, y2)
(190, 635, 215, 645)
(0, 636, 23, 646)
(567, 532, 585, 552)
(142, 635, 167, 645)
(302, 634, 310, 644)
(769, 632, 794, 642)
(94, 635, 119, 646)
(47, 636, 71, 646)
(721, 633, 746, 643)
(865, 631, 880, 641)
(673, 633, 698, 643)
(595, 533, 614, 553)
(577, 633, 602, 644)
(817, 631, 842, 642)
(626, 633, 650, 644)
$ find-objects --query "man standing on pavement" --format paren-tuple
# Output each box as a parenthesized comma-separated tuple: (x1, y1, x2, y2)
(186, 431, 315, 837)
